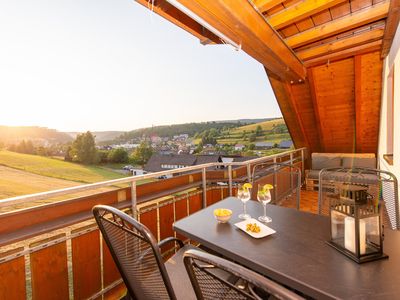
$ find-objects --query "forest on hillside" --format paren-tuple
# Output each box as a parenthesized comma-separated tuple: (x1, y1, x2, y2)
(113, 119, 277, 142)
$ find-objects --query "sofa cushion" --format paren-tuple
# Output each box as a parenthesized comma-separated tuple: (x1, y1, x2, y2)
(312, 156, 342, 170)
(320, 171, 379, 185)
(307, 170, 321, 180)
(342, 157, 376, 169)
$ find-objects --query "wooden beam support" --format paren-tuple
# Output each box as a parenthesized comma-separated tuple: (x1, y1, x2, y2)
(266, 70, 312, 151)
(286, 1, 389, 48)
(268, 0, 347, 30)
(135, 0, 221, 44)
(304, 40, 382, 67)
(297, 27, 385, 60)
(306, 69, 324, 152)
(253, 0, 287, 13)
(381, 0, 400, 58)
(173, 0, 306, 81)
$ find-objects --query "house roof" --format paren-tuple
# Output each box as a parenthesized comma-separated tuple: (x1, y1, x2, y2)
(255, 142, 274, 147)
(279, 140, 294, 148)
(195, 155, 222, 165)
(145, 154, 223, 172)
(144, 153, 197, 172)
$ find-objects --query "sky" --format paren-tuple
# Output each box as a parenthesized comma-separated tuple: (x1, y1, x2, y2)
(0, 0, 280, 132)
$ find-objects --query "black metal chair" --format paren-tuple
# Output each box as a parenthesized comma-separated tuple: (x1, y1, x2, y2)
(93, 205, 196, 300)
(183, 249, 305, 300)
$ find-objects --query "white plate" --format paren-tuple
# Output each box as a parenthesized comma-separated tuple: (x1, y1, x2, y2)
(234, 218, 276, 239)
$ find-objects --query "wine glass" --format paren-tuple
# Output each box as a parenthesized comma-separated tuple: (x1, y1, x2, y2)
(237, 184, 251, 219)
(257, 184, 272, 223)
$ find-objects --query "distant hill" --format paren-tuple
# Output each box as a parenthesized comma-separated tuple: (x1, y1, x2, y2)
(214, 118, 277, 124)
(0, 126, 73, 145)
(113, 118, 278, 143)
(66, 131, 125, 142)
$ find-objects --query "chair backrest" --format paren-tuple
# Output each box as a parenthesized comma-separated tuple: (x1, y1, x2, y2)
(251, 162, 301, 209)
(318, 168, 400, 230)
(92, 205, 176, 300)
(183, 249, 304, 300)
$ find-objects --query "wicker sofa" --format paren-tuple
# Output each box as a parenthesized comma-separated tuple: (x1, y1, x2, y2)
(305, 153, 376, 191)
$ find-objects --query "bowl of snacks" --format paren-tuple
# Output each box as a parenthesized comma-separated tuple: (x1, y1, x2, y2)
(213, 208, 233, 223)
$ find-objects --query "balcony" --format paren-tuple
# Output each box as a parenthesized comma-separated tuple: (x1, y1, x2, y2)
(0, 148, 308, 299)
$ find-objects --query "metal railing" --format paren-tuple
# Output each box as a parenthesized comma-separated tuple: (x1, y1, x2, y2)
(0, 147, 306, 212)
(0, 147, 306, 300)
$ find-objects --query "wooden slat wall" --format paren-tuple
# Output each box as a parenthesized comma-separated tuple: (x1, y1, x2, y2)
(102, 239, 126, 299)
(311, 57, 356, 152)
(0, 248, 25, 300)
(71, 229, 101, 299)
(355, 51, 383, 152)
(30, 234, 69, 300)
(269, 50, 383, 154)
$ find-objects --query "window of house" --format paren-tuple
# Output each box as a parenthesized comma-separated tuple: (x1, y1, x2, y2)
(385, 65, 395, 165)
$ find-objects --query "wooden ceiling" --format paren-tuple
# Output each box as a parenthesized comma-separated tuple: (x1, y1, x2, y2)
(253, 0, 392, 67)
(135, 0, 400, 155)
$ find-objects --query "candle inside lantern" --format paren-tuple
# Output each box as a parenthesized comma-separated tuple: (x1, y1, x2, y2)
(344, 217, 366, 255)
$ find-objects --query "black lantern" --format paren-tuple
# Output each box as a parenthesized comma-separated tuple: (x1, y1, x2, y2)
(327, 183, 388, 263)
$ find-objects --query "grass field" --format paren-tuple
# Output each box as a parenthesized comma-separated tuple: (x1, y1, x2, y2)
(0, 165, 81, 199)
(0, 150, 125, 183)
(231, 118, 285, 134)
(216, 118, 290, 146)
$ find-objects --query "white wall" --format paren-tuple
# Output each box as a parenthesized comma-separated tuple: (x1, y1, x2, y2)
(378, 22, 400, 180)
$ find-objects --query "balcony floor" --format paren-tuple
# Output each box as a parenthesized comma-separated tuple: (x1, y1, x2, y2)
(280, 190, 319, 214)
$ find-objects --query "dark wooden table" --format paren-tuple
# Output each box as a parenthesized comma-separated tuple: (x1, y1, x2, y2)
(173, 197, 400, 299)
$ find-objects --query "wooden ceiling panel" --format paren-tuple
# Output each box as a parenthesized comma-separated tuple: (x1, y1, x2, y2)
(311, 10, 334, 25)
(311, 58, 356, 152)
(295, 18, 316, 32)
(253, 0, 287, 13)
(286, 2, 389, 48)
(330, 1, 352, 18)
(296, 26, 384, 60)
(280, 25, 300, 38)
(268, 0, 346, 29)
(350, 0, 373, 12)
(266, 3, 286, 15)
(381, 0, 400, 57)
(304, 40, 382, 66)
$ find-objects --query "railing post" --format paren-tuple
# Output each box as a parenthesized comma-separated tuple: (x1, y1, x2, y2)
(202, 168, 207, 208)
(290, 152, 294, 191)
(247, 163, 252, 183)
(301, 148, 305, 178)
(131, 180, 137, 219)
(273, 157, 278, 202)
(228, 165, 233, 196)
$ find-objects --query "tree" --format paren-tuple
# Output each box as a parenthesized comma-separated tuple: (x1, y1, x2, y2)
(249, 134, 256, 142)
(64, 146, 72, 161)
(130, 142, 153, 167)
(255, 125, 263, 136)
(248, 143, 255, 150)
(69, 131, 98, 164)
(108, 148, 128, 163)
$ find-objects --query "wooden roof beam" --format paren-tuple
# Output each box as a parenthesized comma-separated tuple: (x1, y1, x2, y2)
(135, 0, 221, 45)
(304, 40, 382, 67)
(381, 0, 400, 58)
(297, 26, 385, 60)
(286, 1, 389, 48)
(172, 0, 306, 81)
(253, 0, 287, 13)
(268, 0, 348, 30)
